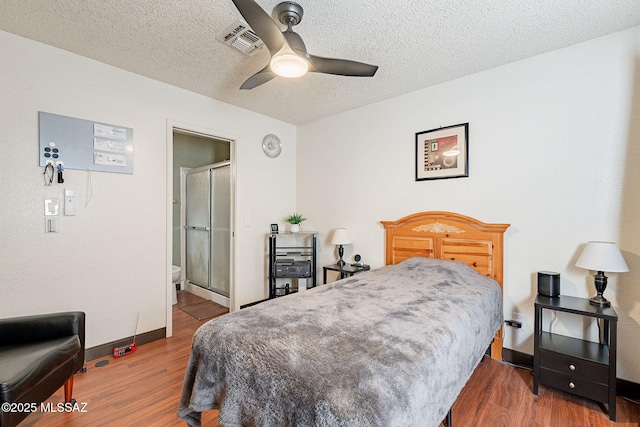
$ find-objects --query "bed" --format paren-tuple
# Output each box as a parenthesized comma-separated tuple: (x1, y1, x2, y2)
(179, 211, 510, 427)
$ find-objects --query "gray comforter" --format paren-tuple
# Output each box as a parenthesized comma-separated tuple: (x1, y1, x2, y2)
(178, 257, 503, 427)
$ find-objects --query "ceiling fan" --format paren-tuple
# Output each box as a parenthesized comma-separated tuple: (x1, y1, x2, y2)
(231, 0, 379, 89)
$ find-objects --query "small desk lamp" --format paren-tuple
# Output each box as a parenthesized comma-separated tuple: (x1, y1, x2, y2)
(331, 228, 352, 267)
(575, 241, 629, 307)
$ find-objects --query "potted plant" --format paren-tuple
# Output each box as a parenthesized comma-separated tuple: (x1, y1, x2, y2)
(284, 213, 307, 233)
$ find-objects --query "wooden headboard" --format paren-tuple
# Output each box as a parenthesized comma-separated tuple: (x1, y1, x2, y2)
(381, 211, 510, 360)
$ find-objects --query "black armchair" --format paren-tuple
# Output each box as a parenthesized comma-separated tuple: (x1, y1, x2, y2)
(0, 311, 85, 427)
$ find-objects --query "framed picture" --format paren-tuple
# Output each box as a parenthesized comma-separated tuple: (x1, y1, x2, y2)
(270, 224, 279, 234)
(415, 123, 469, 181)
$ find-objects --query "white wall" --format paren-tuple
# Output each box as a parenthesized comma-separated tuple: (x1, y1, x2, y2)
(0, 31, 296, 348)
(297, 26, 640, 382)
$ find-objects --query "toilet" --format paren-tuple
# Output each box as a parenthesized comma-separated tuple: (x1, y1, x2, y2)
(171, 265, 181, 305)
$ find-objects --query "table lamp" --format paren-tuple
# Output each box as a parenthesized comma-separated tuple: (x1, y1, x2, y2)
(331, 228, 352, 266)
(575, 241, 629, 307)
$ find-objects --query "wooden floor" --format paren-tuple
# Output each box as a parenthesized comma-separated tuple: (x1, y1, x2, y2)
(20, 291, 640, 426)
(446, 359, 640, 427)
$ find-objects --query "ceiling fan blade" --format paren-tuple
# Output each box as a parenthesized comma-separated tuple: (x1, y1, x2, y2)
(303, 52, 378, 77)
(231, 0, 284, 55)
(240, 65, 277, 90)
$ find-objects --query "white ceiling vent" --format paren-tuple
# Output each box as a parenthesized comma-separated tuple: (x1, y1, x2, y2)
(217, 20, 264, 56)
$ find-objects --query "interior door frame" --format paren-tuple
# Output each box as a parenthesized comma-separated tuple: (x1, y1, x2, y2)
(166, 119, 238, 337)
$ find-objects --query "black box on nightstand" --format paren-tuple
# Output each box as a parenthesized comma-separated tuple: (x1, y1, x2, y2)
(537, 271, 560, 297)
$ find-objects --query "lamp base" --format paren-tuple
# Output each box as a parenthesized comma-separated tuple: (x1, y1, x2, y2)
(337, 244, 345, 267)
(589, 294, 611, 307)
(590, 272, 611, 307)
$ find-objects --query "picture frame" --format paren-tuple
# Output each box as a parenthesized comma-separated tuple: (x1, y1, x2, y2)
(270, 223, 279, 234)
(415, 123, 469, 181)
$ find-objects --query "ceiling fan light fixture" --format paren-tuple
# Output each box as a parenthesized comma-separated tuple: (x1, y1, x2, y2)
(232, 0, 377, 89)
(270, 52, 308, 78)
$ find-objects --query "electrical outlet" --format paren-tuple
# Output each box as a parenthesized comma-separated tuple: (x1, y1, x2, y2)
(508, 312, 527, 329)
(513, 312, 526, 322)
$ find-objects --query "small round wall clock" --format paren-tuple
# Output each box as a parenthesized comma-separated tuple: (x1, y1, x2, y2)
(262, 134, 282, 158)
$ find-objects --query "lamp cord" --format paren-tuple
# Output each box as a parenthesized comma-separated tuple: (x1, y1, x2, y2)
(597, 318, 603, 344)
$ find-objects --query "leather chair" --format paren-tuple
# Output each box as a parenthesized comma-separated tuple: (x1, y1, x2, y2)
(0, 311, 85, 427)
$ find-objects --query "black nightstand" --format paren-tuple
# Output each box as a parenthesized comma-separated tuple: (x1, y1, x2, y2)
(533, 295, 617, 421)
(323, 264, 370, 284)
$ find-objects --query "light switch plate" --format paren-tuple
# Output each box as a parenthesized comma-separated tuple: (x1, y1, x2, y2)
(44, 198, 59, 216)
(45, 217, 58, 233)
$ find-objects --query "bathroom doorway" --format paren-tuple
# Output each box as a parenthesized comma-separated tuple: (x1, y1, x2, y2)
(167, 124, 235, 336)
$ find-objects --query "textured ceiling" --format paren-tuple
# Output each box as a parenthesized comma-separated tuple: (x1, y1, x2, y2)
(1, 1, 640, 125)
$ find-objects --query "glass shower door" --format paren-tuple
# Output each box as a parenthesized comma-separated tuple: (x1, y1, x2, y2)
(185, 162, 230, 297)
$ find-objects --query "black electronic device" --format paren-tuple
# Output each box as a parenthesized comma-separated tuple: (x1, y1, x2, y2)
(352, 254, 363, 266)
(537, 271, 560, 297)
(275, 260, 311, 278)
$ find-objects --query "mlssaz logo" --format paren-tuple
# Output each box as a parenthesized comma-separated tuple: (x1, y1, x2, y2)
(40, 402, 88, 413)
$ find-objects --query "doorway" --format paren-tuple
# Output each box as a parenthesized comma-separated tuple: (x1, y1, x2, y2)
(166, 123, 236, 337)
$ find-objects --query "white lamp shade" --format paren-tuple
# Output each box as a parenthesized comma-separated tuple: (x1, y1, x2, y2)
(331, 228, 352, 245)
(575, 241, 629, 273)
